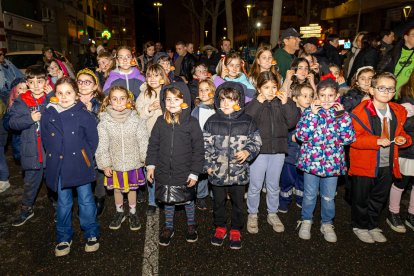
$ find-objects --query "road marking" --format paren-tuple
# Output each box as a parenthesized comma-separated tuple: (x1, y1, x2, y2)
(142, 209, 160, 276)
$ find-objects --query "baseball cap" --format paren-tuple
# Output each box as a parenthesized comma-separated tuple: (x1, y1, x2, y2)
(302, 37, 318, 46)
(281, 28, 302, 40)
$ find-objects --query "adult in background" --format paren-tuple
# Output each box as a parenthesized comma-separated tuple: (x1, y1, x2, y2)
(138, 41, 155, 74)
(0, 48, 24, 103)
(273, 28, 301, 80)
(379, 29, 395, 58)
(155, 42, 163, 53)
(302, 37, 319, 55)
(174, 41, 196, 83)
(79, 43, 98, 71)
(200, 45, 220, 74)
(316, 34, 342, 71)
(344, 32, 367, 82)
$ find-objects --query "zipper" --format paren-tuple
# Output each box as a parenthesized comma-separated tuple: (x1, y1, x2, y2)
(227, 121, 232, 185)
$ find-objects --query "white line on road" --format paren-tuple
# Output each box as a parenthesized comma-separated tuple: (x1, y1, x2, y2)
(142, 209, 160, 276)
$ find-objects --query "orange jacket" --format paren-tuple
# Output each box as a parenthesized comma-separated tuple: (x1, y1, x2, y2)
(349, 100, 412, 178)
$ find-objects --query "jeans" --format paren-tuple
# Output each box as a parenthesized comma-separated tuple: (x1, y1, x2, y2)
(247, 154, 285, 214)
(197, 174, 209, 199)
(0, 146, 9, 181)
(302, 172, 338, 224)
(279, 163, 304, 208)
(56, 178, 99, 243)
(212, 185, 245, 230)
(22, 169, 43, 207)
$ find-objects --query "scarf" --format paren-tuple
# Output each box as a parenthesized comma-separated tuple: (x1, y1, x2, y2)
(106, 105, 132, 123)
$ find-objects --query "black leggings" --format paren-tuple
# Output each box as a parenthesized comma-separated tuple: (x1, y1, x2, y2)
(394, 175, 414, 190)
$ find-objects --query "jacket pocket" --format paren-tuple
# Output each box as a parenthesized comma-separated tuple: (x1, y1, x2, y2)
(81, 148, 91, 168)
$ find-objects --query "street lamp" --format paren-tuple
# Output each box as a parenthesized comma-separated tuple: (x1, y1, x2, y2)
(244, 2, 255, 51)
(256, 22, 261, 45)
(404, 6, 412, 21)
(154, 2, 163, 41)
(205, 30, 209, 38)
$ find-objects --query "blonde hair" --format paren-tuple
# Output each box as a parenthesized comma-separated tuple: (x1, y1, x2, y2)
(100, 86, 134, 113)
(97, 51, 115, 79)
(195, 79, 216, 106)
(145, 64, 169, 98)
(248, 44, 279, 87)
(164, 87, 183, 125)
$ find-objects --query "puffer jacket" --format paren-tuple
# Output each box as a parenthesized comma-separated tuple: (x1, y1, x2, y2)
(95, 109, 149, 172)
(146, 82, 204, 203)
(245, 97, 300, 154)
(341, 87, 366, 113)
(204, 82, 262, 186)
(103, 67, 145, 99)
(296, 107, 355, 177)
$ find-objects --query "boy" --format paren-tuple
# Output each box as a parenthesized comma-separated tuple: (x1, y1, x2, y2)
(279, 83, 313, 213)
(203, 82, 261, 249)
(349, 72, 412, 243)
(8, 65, 51, 226)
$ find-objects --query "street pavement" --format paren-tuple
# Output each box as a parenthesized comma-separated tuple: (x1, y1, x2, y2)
(1, 151, 414, 275)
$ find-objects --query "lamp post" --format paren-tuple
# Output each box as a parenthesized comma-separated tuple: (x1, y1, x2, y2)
(256, 22, 261, 45)
(154, 2, 163, 41)
(244, 2, 255, 52)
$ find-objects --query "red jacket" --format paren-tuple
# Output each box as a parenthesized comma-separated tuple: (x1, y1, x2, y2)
(349, 100, 412, 178)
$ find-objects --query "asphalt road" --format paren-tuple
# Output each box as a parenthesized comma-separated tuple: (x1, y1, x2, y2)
(1, 151, 414, 275)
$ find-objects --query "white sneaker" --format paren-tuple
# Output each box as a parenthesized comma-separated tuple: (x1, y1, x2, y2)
(368, 228, 387, 243)
(0, 181, 10, 193)
(267, 213, 284, 233)
(353, 228, 374, 243)
(320, 224, 337, 243)
(55, 241, 72, 257)
(247, 214, 259, 234)
(298, 220, 312, 240)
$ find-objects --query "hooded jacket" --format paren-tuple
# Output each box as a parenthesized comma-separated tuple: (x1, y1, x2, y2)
(203, 82, 262, 186)
(146, 82, 205, 204)
(103, 67, 145, 99)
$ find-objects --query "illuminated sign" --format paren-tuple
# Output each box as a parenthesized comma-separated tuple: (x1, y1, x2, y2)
(300, 24, 322, 38)
(101, 30, 112, 40)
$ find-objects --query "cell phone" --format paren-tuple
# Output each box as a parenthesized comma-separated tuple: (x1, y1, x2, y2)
(344, 41, 351, 49)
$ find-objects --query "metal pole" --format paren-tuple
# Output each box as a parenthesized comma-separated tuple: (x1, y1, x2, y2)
(157, 7, 160, 41)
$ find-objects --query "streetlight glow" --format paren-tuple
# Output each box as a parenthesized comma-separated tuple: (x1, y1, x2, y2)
(154, 2, 163, 7)
(256, 22, 261, 28)
(154, 2, 163, 40)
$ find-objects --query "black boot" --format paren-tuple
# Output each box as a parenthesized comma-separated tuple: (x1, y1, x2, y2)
(96, 197, 106, 217)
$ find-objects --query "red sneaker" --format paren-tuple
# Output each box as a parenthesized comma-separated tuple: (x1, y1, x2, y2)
(211, 226, 227, 246)
(229, 229, 242, 249)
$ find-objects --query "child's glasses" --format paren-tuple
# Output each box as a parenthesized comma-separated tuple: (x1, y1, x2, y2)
(77, 80, 93, 86)
(375, 86, 396, 94)
(117, 55, 132, 61)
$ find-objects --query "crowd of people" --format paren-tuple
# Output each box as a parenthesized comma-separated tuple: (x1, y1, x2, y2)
(0, 25, 413, 257)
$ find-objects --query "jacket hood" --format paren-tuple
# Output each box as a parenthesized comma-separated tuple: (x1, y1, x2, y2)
(160, 82, 192, 122)
(214, 81, 245, 119)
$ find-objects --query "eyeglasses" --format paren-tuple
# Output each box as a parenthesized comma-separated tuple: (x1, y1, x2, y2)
(117, 55, 132, 61)
(77, 80, 94, 86)
(375, 86, 396, 94)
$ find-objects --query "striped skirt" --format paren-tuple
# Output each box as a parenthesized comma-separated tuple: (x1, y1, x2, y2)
(104, 168, 145, 192)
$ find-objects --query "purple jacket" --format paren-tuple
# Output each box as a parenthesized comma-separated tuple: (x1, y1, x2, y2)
(103, 67, 146, 100)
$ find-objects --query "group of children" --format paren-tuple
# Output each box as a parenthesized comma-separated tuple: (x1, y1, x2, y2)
(1, 43, 413, 256)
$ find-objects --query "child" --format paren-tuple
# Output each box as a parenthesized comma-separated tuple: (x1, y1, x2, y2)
(217, 53, 256, 102)
(387, 70, 414, 233)
(136, 64, 169, 215)
(76, 68, 106, 216)
(341, 66, 375, 112)
(8, 65, 51, 226)
(204, 82, 262, 249)
(41, 77, 100, 257)
(46, 58, 69, 90)
(296, 78, 355, 243)
(0, 98, 9, 193)
(146, 82, 204, 246)
(95, 86, 149, 230)
(153, 52, 183, 83)
(329, 63, 348, 88)
(248, 44, 280, 88)
(103, 46, 146, 99)
(281, 58, 317, 96)
(245, 71, 300, 234)
(279, 83, 314, 213)
(96, 51, 115, 88)
(191, 79, 216, 210)
(350, 72, 412, 243)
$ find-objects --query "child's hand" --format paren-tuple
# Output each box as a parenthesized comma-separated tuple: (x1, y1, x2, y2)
(207, 168, 213, 175)
(395, 136, 407, 146)
(286, 69, 295, 80)
(333, 102, 344, 111)
(257, 94, 266, 103)
(31, 110, 41, 122)
(377, 138, 391, 147)
(310, 101, 322, 115)
(277, 90, 288, 105)
(235, 150, 250, 164)
(221, 59, 229, 79)
(292, 134, 297, 143)
(149, 101, 161, 111)
(104, 167, 113, 177)
(187, 176, 197, 187)
(307, 73, 315, 84)
(311, 62, 320, 73)
(336, 76, 345, 84)
(44, 84, 53, 94)
(147, 168, 155, 183)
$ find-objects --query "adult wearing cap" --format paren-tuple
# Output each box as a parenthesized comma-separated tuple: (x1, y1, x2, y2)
(273, 28, 301, 80)
(200, 45, 220, 74)
(0, 48, 24, 103)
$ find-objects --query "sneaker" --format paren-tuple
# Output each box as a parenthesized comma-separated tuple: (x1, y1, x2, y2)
(96, 197, 105, 217)
(405, 213, 414, 231)
(85, 237, 100, 253)
(129, 212, 141, 231)
(146, 205, 157, 216)
(386, 212, 406, 233)
(55, 241, 72, 257)
(137, 189, 146, 203)
(211, 226, 227, 246)
(196, 198, 208, 211)
(247, 214, 259, 234)
(159, 228, 174, 246)
(368, 228, 387, 243)
(297, 220, 312, 240)
(186, 225, 198, 242)
(0, 180, 10, 193)
(229, 229, 242, 250)
(12, 207, 34, 227)
(296, 202, 302, 209)
(320, 224, 337, 243)
(353, 228, 374, 243)
(278, 204, 289, 214)
(109, 211, 125, 230)
(267, 213, 285, 233)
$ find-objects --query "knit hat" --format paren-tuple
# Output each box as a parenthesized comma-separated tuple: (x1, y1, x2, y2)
(97, 45, 105, 54)
(10, 77, 26, 91)
(153, 52, 169, 64)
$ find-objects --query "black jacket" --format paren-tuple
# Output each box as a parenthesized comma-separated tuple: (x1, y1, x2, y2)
(146, 82, 204, 204)
(179, 53, 196, 82)
(399, 97, 414, 159)
(341, 87, 366, 113)
(346, 47, 379, 84)
(245, 97, 300, 154)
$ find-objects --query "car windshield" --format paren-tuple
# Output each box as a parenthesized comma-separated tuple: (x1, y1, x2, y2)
(6, 54, 43, 69)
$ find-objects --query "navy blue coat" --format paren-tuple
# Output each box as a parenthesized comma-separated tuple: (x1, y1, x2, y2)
(41, 102, 98, 192)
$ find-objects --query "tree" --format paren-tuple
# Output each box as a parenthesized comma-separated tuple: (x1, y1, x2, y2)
(225, 0, 233, 45)
(206, 0, 225, 47)
(181, 0, 209, 47)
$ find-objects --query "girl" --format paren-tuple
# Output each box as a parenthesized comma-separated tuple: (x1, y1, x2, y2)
(95, 86, 149, 231)
(328, 63, 348, 88)
(76, 68, 106, 216)
(387, 71, 414, 233)
(41, 77, 99, 257)
(245, 72, 301, 234)
(146, 82, 204, 246)
(96, 51, 115, 88)
(103, 46, 146, 99)
(341, 66, 375, 112)
(248, 44, 280, 88)
(296, 78, 355, 243)
(46, 58, 69, 90)
(136, 64, 169, 214)
(217, 53, 255, 102)
(191, 79, 216, 210)
(281, 58, 317, 96)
